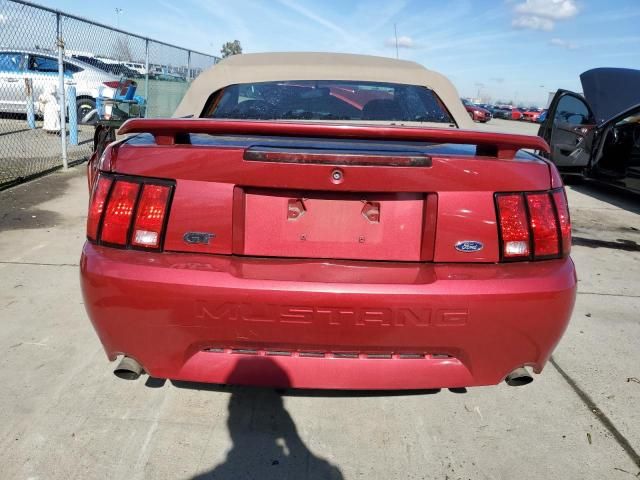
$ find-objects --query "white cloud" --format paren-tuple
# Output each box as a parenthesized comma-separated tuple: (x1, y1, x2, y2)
(385, 35, 415, 49)
(549, 38, 577, 49)
(512, 16, 553, 30)
(515, 0, 579, 20)
(511, 0, 579, 30)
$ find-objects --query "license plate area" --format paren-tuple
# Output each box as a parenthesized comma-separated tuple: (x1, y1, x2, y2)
(241, 188, 426, 261)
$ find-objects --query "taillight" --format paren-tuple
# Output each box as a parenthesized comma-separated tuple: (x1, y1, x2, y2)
(552, 189, 571, 255)
(131, 184, 171, 248)
(496, 194, 530, 259)
(87, 176, 112, 241)
(86, 174, 173, 250)
(496, 188, 570, 261)
(526, 193, 559, 258)
(101, 181, 140, 245)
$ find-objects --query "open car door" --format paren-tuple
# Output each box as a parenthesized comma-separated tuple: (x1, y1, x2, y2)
(588, 104, 640, 192)
(538, 90, 596, 170)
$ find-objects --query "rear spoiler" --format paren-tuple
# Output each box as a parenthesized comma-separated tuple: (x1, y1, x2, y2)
(118, 119, 550, 159)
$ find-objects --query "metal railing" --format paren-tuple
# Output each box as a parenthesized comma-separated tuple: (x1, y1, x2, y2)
(0, 0, 219, 189)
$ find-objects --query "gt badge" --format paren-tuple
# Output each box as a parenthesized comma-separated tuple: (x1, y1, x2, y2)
(183, 232, 216, 245)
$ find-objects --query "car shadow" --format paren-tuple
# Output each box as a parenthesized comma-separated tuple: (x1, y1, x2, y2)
(170, 378, 442, 398)
(172, 358, 345, 480)
(570, 181, 640, 215)
(0, 166, 85, 229)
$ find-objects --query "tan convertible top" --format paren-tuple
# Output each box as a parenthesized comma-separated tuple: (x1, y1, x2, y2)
(173, 52, 473, 129)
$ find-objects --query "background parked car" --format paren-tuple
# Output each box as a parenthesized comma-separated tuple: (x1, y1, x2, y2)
(522, 108, 543, 122)
(475, 103, 495, 112)
(0, 49, 137, 123)
(148, 65, 186, 82)
(72, 55, 142, 79)
(493, 106, 523, 120)
(461, 98, 492, 122)
(122, 61, 147, 76)
(492, 107, 509, 119)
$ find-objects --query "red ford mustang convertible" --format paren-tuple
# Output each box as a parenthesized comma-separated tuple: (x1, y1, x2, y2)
(81, 53, 576, 390)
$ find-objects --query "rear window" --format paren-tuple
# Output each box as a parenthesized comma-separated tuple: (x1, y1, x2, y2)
(203, 80, 454, 124)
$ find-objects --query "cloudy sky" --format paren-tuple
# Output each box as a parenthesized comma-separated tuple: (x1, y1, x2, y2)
(26, 0, 640, 105)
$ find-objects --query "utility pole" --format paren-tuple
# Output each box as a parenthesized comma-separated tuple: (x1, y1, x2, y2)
(115, 8, 123, 29)
(394, 23, 399, 59)
(56, 13, 67, 170)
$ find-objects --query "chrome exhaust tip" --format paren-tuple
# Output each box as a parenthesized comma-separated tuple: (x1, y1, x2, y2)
(505, 367, 533, 386)
(114, 356, 143, 380)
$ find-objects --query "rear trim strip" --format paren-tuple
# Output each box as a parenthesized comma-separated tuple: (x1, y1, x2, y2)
(203, 347, 455, 361)
(243, 146, 432, 167)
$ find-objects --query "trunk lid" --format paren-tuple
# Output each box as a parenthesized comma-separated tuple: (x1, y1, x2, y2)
(106, 119, 551, 263)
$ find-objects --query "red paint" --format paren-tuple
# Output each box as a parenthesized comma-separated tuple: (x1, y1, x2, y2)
(495, 189, 569, 262)
(131, 184, 171, 249)
(434, 191, 500, 262)
(496, 194, 531, 259)
(522, 110, 543, 122)
(80, 120, 577, 389)
(109, 146, 551, 193)
(527, 193, 560, 257)
(553, 189, 572, 256)
(549, 161, 564, 189)
(164, 180, 234, 255)
(464, 104, 491, 123)
(242, 189, 426, 261)
(81, 243, 576, 389)
(100, 181, 139, 245)
(420, 194, 438, 262)
(86, 176, 112, 241)
(118, 118, 549, 157)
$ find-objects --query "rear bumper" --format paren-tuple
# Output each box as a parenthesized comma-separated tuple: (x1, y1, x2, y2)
(80, 242, 576, 389)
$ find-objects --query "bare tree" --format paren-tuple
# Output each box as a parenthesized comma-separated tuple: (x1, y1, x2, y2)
(221, 40, 242, 58)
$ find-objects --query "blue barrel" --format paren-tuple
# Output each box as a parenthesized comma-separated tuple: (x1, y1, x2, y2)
(96, 86, 105, 119)
(67, 86, 78, 145)
(124, 84, 136, 100)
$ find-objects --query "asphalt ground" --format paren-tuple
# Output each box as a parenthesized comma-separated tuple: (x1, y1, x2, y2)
(0, 118, 638, 479)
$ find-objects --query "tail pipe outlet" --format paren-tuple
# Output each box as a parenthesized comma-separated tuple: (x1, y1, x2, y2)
(505, 367, 533, 386)
(114, 356, 144, 380)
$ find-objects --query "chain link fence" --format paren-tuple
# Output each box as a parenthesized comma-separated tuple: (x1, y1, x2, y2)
(0, 0, 219, 189)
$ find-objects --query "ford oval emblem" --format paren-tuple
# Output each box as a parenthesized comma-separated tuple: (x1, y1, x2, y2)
(455, 240, 484, 252)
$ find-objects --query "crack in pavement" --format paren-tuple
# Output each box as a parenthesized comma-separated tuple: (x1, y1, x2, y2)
(549, 356, 640, 469)
(578, 292, 640, 299)
(0, 261, 79, 267)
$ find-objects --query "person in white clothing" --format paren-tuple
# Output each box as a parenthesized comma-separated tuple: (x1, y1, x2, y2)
(38, 83, 61, 133)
